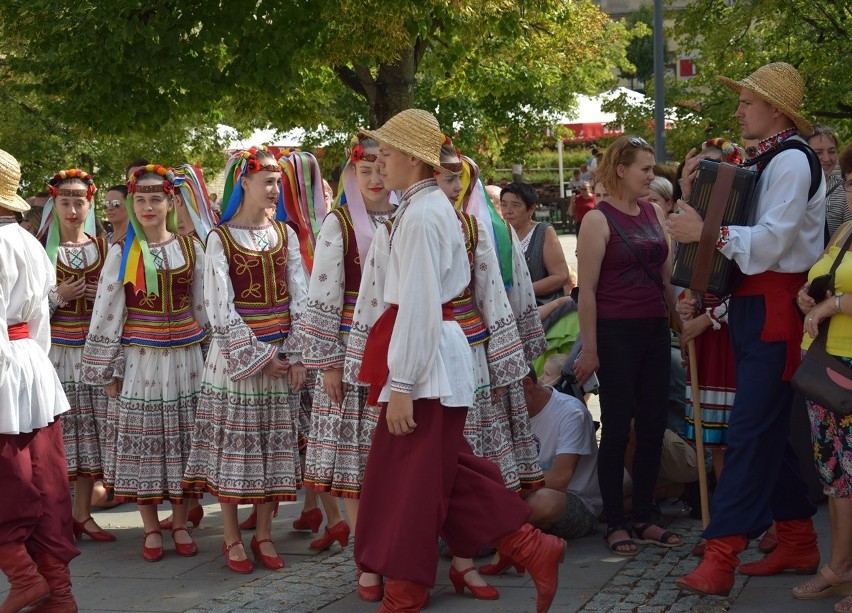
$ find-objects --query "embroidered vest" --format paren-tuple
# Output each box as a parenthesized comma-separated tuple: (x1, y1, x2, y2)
(52, 237, 108, 347)
(121, 235, 206, 348)
(452, 212, 489, 346)
(214, 221, 292, 343)
(330, 207, 363, 336)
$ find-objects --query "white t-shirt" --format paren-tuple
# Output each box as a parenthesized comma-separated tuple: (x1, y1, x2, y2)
(529, 387, 603, 516)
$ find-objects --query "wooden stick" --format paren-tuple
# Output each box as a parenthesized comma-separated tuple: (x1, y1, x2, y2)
(685, 289, 711, 528)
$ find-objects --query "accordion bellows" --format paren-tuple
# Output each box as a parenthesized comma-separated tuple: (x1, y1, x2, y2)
(671, 160, 758, 297)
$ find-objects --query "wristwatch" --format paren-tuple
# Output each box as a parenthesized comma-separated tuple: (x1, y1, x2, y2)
(836, 292, 845, 314)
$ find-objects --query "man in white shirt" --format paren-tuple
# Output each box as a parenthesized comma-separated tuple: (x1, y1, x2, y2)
(0, 149, 78, 612)
(669, 62, 824, 597)
(351, 109, 565, 613)
(522, 369, 602, 539)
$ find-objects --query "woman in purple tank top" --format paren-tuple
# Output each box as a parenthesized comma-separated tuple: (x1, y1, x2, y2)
(573, 136, 681, 556)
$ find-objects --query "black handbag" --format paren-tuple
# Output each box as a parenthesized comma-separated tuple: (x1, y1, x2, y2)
(791, 229, 852, 415)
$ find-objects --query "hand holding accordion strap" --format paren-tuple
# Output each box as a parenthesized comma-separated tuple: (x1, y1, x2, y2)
(791, 229, 852, 415)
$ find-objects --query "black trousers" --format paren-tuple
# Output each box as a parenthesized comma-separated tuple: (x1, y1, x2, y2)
(596, 317, 670, 526)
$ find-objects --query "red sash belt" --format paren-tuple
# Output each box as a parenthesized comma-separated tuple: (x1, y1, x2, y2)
(734, 270, 808, 380)
(358, 302, 455, 405)
(7, 322, 29, 341)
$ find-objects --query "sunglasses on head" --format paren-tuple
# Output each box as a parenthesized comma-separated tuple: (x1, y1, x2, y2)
(628, 136, 649, 148)
(103, 199, 124, 209)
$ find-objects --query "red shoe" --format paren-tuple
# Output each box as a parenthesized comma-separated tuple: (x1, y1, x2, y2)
(221, 541, 253, 574)
(0, 543, 50, 613)
(72, 516, 117, 542)
(160, 503, 204, 530)
(171, 527, 199, 557)
(309, 520, 350, 551)
(239, 503, 280, 531)
(758, 530, 778, 554)
(377, 579, 430, 612)
(495, 524, 566, 613)
(357, 570, 384, 602)
(739, 518, 819, 576)
(691, 541, 706, 557)
(449, 566, 499, 600)
(29, 554, 77, 613)
(250, 536, 285, 570)
(292, 507, 322, 533)
(479, 554, 525, 576)
(676, 535, 748, 596)
(142, 530, 164, 562)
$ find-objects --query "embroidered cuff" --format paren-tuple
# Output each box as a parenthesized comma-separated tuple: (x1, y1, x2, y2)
(715, 226, 730, 251)
(705, 308, 722, 331)
(390, 379, 414, 394)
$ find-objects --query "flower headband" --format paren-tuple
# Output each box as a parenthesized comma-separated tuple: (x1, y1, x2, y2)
(436, 136, 463, 175)
(127, 164, 176, 195)
(218, 146, 281, 225)
(349, 134, 378, 164)
(242, 146, 282, 174)
(47, 169, 97, 200)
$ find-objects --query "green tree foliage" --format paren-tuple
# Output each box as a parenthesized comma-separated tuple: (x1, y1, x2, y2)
(0, 0, 637, 182)
(618, 5, 655, 91)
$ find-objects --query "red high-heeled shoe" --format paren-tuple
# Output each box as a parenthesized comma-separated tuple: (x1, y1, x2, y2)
(221, 541, 253, 574)
(309, 520, 350, 551)
(171, 528, 198, 557)
(142, 530, 164, 562)
(449, 566, 499, 600)
(479, 554, 525, 576)
(73, 516, 117, 542)
(356, 569, 384, 602)
(239, 503, 280, 530)
(292, 507, 322, 533)
(250, 536, 285, 570)
(160, 503, 205, 530)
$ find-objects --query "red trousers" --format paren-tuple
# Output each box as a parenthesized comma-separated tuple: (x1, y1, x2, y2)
(354, 399, 531, 587)
(0, 419, 79, 564)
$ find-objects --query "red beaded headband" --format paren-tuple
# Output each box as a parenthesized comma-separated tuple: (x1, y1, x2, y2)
(48, 169, 97, 200)
(127, 164, 176, 195)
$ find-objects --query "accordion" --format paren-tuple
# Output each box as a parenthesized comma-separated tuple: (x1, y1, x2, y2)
(670, 160, 758, 297)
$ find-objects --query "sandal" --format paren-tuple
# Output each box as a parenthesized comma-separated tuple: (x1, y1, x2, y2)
(837, 595, 852, 613)
(794, 565, 852, 600)
(604, 526, 638, 557)
(631, 523, 682, 548)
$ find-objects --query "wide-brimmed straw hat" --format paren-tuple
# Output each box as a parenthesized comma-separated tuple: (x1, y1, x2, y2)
(0, 149, 30, 213)
(360, 109, 443, 168)
(718, 62, 813, 136)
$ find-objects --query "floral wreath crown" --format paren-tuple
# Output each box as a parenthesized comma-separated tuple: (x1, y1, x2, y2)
(436, 135, 463, 175)
(241, 146, 282, 174)
(127, 164, 177, 195)
(48, 169, 97, 200)
(349, 133, 378, 165)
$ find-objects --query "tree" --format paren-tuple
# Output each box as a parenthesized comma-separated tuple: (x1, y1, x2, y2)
(0, 1, 637, 178)
(618, 5, 655, 92)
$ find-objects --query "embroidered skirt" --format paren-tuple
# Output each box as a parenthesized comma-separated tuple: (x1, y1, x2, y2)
(183, 346, 301, 504)
(684, 326, 737, 448)
(51, 345, 108, 481)
(304, 378, 379, 499)
(112, 344, 202, 504)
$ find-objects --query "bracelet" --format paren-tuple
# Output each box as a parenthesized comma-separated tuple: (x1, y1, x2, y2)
(715, 226, 730, 251)
(836, 294, 844, 314)
(705, 308, 722, 331)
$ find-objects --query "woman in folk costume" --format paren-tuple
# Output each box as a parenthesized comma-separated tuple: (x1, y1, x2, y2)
(236, 151, 330, 535)
(432, 143, 539, 600)
(0, 149, 78, 613)
(81, 164, 208, 562)
(182, 147, 308, 574)
(36, 169, 116, 543)
(157, 163, 218, 532)
(300, 134, 395, 597)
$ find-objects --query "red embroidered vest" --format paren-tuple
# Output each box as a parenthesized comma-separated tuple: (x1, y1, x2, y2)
(52, 237, 108, 347)
(214, 221, 292, 343)
(329, 207, 362, 336)
(122, 235, 206, 348)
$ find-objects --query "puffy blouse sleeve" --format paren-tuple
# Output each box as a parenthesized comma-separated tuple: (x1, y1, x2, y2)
(280, 224, 308, 361)
(506, 226, 547, 362)
(204, 230, 276, 381)
(81, 244, 127, 385)
(189, 237, 210, 355)
(301, 213, 347, 369)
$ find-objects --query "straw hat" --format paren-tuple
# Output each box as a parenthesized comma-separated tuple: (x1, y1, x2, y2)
(0, 149, 30, 213)
(360, 109, 443, 168)
(718, 62, 813, 136)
